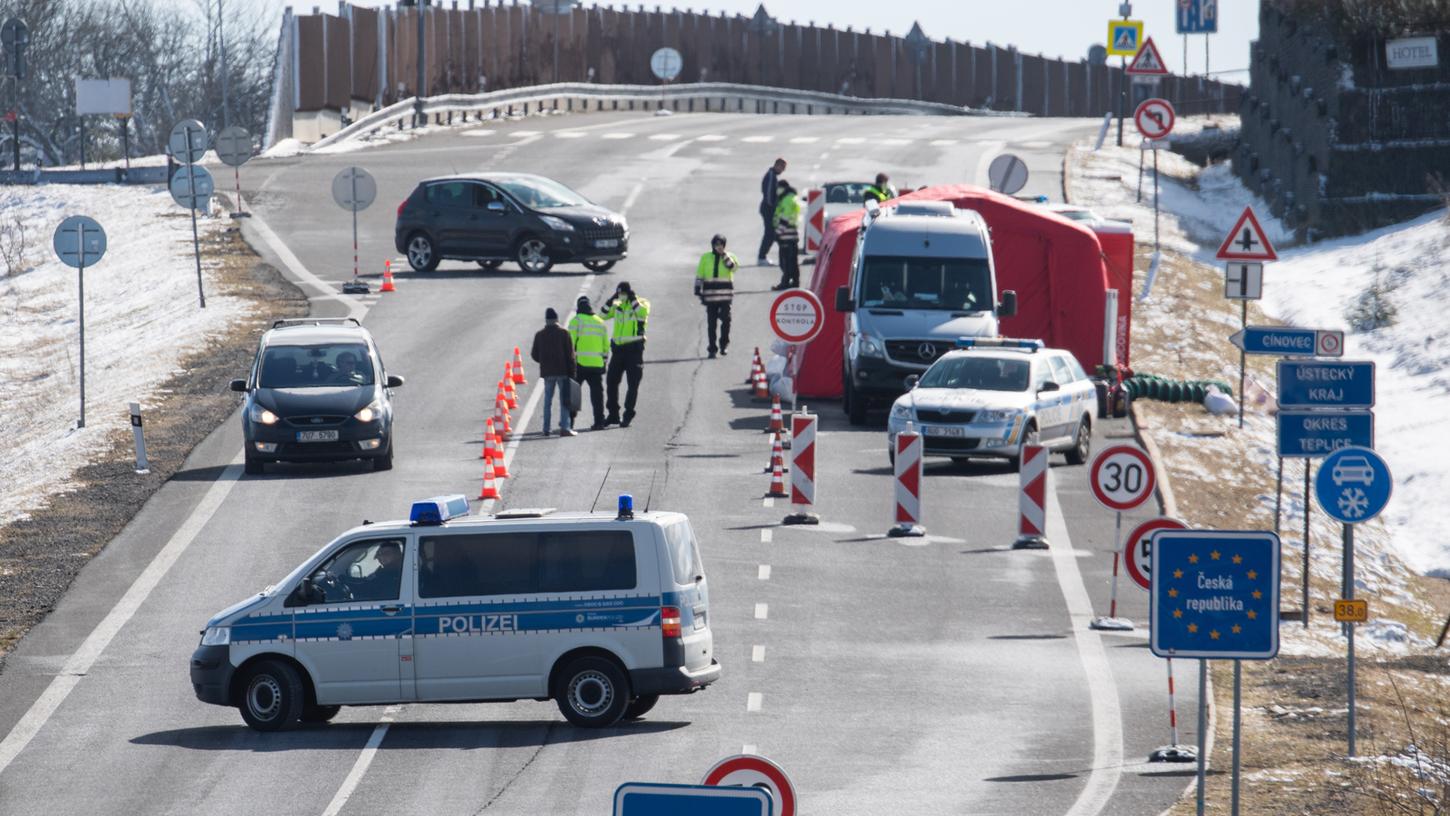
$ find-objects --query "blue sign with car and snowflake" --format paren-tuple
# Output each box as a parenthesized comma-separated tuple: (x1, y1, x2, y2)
(1150, 530, 1280, 660)
(1314, 446, 1392, 524)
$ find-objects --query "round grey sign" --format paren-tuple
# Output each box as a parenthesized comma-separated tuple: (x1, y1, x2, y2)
(987, 153, 1030, 195)
(167, 119, 209, 165)
(650, 47, 683, 82)
(331, 166, 377, 212)
(170, 164, 215, 210)
(53, 215, 106, 269)
(214, 126, 253, 168)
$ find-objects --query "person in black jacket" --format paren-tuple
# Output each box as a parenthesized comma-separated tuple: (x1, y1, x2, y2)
(756, 157, 787, 266)
(530, 308, 577, 437)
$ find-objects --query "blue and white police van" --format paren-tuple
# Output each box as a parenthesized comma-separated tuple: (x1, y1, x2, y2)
(886, 339, 1097, 469)
(190, 495, 719, 731)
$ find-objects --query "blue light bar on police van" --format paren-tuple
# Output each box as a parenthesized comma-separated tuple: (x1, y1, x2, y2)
(410, 494, 470, 525)
(955, 337, 1044, 351)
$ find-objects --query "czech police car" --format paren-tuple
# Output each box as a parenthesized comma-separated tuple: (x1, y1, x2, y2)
(886, 339, 1096, 468)
(190, 495, 719, 731)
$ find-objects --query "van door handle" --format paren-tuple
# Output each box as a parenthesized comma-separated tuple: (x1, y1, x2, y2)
(381, 605, 403, 615)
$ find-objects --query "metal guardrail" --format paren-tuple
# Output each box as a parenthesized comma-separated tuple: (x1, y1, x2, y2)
(310, 81, 1006, 151)
(0, 166, 169, 186)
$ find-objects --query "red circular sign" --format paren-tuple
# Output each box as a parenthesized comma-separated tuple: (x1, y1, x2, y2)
(1090, 445, 1157, 512)
(703, 754, 796, 816)
(1124, 517, 1188, 590)
(1134, 98, 1176, 140)
(769, 288, 824, 344)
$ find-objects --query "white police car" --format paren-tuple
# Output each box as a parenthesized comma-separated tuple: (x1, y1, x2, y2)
(190, 495, 719, 731)
(886, 339, 1097, 468)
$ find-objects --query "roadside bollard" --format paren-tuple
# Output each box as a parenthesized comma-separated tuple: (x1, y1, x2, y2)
(888, 423, 925, 537)
(1012, 444, 1048, 549)
(782, 407, 819, 525)
(130, 402, 150, 474)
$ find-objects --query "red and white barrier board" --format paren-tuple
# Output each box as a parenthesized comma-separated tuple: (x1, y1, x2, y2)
(1013, 444, 1049, 549)
(889, 427, 925, 537)
(783, 410, 819, 525)
(804, 188, 825, 254)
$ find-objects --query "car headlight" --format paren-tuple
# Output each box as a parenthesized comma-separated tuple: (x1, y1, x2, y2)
(248, 403, 279, 425)
(354, 400, 382, 423)
(201, 626, 231, 646)
(977, 408, 1019, 423)
(539, 215, 575, 232)
(858, 334, 885, 359)
(890, 402, 913, 419)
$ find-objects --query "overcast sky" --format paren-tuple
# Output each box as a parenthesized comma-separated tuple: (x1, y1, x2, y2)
(249, 0, 1257, 80)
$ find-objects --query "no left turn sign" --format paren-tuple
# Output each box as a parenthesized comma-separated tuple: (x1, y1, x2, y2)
(1124, 517, 1188, 590)
(769, 288, 824, 344)
(1090, 445, 1157, 512)
(1134, 98, 1175, 140)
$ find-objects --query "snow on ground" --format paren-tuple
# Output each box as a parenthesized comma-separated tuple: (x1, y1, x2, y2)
(1068, 115, 1448, 654)
(0, 185, 246, 524)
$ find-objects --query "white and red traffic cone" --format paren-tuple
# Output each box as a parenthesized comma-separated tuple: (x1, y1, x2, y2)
(767, 395, 784, 434)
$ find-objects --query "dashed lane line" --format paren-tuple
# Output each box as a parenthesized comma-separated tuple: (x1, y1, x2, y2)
(762, 497, 774, 508)
(695, 134, 727, 142)
(320, 705, 400, 816)
(752, 645, 765, 663)
(758, 564, 771, 580)
(746, 692, 763, 712)
(743, 744, 758, 755)
(601, 132, 634, 140)
(759, 529, 772, 543)
(742, 135, 773, 143)
(754, 603, 768, 620)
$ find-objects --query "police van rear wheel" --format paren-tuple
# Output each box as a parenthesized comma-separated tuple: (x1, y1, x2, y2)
(239, 660, 305, 732)
(622, 694, 659, 721)
(406, 233, 439, 273)
(556, 656, 629, 728)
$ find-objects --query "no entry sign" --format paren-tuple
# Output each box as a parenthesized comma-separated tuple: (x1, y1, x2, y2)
(1124, 517, 1188, 590)
(769, 288, 823, 344)
(1090, 445, 1156, 512)
(703, 755, 796, 816)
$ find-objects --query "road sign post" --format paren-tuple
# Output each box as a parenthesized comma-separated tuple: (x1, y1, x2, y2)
(1125, 516, 1196, 765)
(52, 216, 106, 429)
(1107, 18, 1144, 146)
(332, 166, 378, 294)
(1217, 206, 1277, 429)
(3, 17, 29, 172)
(168, 119, 211, 309)
(615, 783, 772, 816)
(1133, 98, 1174, 254)
(215, 126, 253, 218)
(1089, 445, 1157, 630)
(1152, 528, 1281, 816)
(1315, 446, 1392, 759)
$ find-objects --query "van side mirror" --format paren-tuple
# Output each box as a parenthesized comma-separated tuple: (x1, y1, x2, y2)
(1038, 381, 1060, 394)
(904, 374, 920, 390)
(997, 290, 1018, 318)
(835, 286, 854, 313)
(229, 379, 248, 392)
(386, 374, 405, 388)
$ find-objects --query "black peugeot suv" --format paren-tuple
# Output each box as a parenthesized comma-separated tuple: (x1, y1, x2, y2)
(394, 172, 629, 274)
(231, 319, 404, 474)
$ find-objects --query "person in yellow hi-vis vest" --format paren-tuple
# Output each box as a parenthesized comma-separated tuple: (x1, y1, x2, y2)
(601, 281, 650, 428)
(772, 180, 802, 290)
(695, 234, 738, 359)
(567, 295, 609, 430)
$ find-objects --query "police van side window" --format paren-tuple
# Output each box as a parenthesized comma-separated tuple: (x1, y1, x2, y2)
(419, 533, 536, 598)
(539, 531, 636, 593)
(290, 539, 406, 606)
(1049, 356, 1075, 385)
(662, 522, 703, 586)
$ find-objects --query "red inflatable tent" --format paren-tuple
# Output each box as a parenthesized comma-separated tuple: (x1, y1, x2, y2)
(789, 185, 1118, 399)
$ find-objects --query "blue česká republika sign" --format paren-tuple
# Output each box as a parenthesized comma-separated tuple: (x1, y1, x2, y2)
(1150, 530, 1280, 660)
(615, 783, 772, 816)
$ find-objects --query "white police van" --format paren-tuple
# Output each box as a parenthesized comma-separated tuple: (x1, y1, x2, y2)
(191, 495, 719, 731)
(886, 339, 1097, 469)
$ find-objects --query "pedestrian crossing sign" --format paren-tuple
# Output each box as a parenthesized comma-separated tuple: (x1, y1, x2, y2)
(1107, 20, 1144, 57)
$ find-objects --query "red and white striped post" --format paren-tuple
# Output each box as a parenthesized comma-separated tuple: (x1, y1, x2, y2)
(783, 407, 819, 525)
(1149, 658, 1199, 762)
(888, 423, 925, 537)
(1090, 510, 1135, 631)
(1013, 444, 1049, 549)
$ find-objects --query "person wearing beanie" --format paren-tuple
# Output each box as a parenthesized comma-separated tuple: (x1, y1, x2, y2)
(772, 179, 802, 290)
(695, 234, 738, 358)
(530, 307, 577, 437)
(567, 295, 609, 430)
(601, 281, 651, 428)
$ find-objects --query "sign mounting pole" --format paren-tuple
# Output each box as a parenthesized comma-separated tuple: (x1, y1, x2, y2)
(1238, 299, 1246, 428)
(52, 216, 107, 430)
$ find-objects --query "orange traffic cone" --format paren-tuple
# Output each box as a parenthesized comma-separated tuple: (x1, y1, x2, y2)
(479, 464, 500, 500)
(380, 260, 397, 292)
(768, 395, 784, 434)
(495, 393, 510, 437)
(482, 418, 498, 460)
(764, 431, 788, 474)
(493, 443, 510, 479)
(754, 367, 770, 400)
(512, 347, 527, 385)
(503, 374, 519, 410)
(766, 457, 788, 498)
(747, 347, 762, 385)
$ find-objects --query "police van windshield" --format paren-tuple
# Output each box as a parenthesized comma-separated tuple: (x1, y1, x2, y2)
(919, 355, 1031, 392)
(861, 256, 991, 311)
(259, 343, 375, 388)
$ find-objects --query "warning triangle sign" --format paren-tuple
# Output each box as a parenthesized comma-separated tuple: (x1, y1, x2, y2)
(1216, 206, 1279, 261)
(1127, 37, 1169, 75)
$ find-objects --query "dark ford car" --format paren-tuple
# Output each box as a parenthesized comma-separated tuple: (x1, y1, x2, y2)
(394, 173, 629, 274)
(231, 319, 404, 474)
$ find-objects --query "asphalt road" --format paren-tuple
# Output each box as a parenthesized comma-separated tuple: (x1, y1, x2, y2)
(0, 111, 1202, 815)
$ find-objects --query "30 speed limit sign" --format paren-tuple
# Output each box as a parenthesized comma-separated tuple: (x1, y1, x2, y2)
(1090, 445, 1156, 512)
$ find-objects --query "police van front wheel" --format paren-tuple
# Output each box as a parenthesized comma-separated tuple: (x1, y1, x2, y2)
(555, 656, 629, 727)
(622, 694, 660, 721)
(239, 659, 305, 732)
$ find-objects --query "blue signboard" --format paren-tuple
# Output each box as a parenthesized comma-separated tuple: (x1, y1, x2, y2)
(1176, 0, 1219, 34)
(1150, 530, 1279, 660)
(1277, 410, 1374, 458)
(1230, 326, 1343, 357)
(1315, 446, 1393, 524)
(615, 783, 773, 816)
(1277, 360, 1375, 408)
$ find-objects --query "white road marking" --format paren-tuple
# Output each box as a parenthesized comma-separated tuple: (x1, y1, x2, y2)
(758, 564, 771, 580)
(930, 138, 959, 146)
(762, 497, 774, 508)
(746, 692, 763, 712)
(752, 645, 765, 663)
(742, 135, 773, 143)
(696, 134, 726, 142)
(461, 129, 494, 137)
(760, 529, 772, 543)
(743, 743, 758, 755)
(621, 183, 645, 214)
(754, 603, 768, 620)
(601, 132, 634, 140)
(835, 136, 866, 144)
(248, 211, 369, 314)
(789, 136, 819, 144)
(649, 133, 681, 141)
(553, 131, 587, 139)
(512, 130, 541, 137)
(1045, 468, 1124, 816)
(320, 705, 401, 816)
(882, 138, 914, 145)
(0, 456, 244, 777)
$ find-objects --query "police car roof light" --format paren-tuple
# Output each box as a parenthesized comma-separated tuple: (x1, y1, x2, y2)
(617, 494, 634, 520)
(955, 337, 1044, 352)
(410, 494, 470, 525)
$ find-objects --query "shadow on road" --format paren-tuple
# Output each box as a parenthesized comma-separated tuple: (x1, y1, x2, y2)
(131, 719, 689, 752)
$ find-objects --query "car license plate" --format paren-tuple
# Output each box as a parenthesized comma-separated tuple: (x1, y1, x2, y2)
(924, 425, 965, 438)
(297, 430, 339, 442)
(594, 239, 619, 248)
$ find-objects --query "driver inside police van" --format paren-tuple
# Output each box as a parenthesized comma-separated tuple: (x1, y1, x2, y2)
(349, 542, 404, 601)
